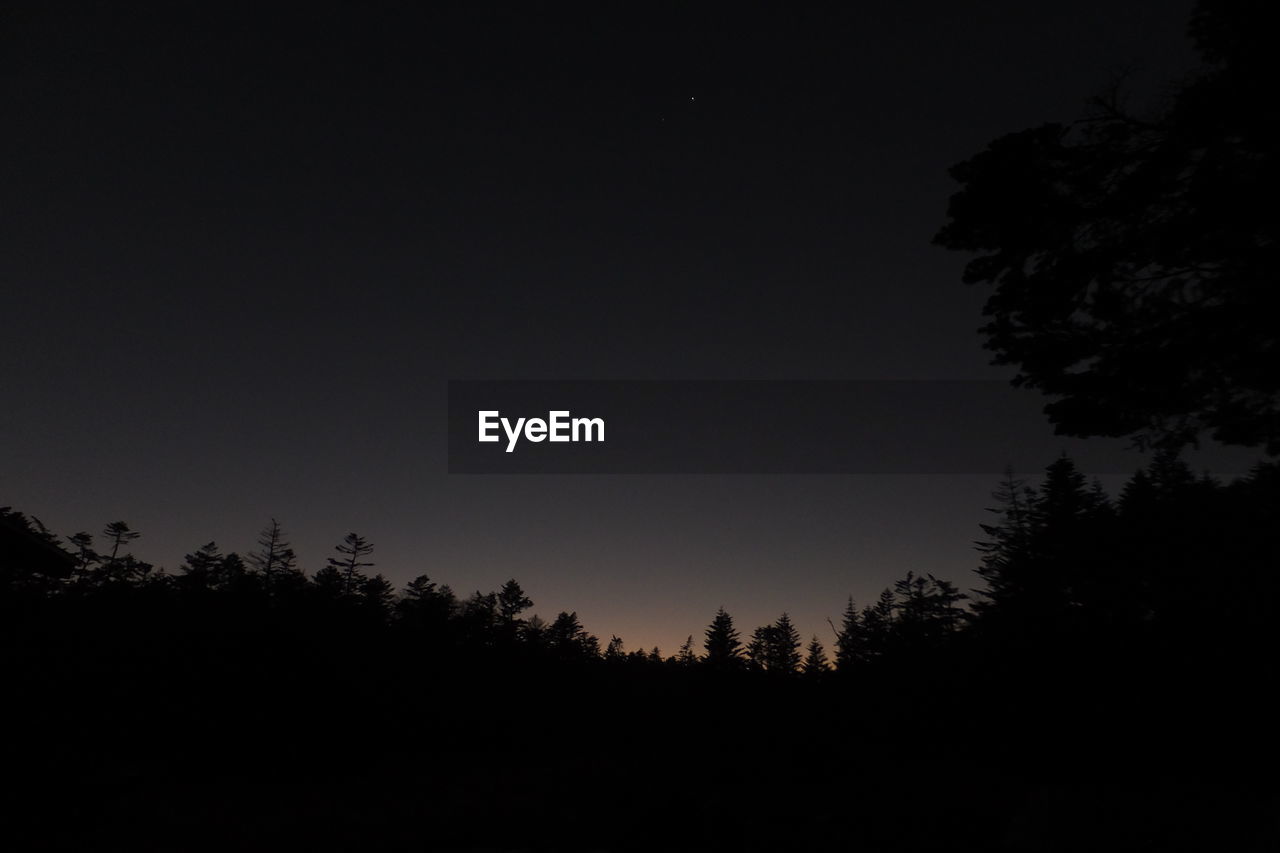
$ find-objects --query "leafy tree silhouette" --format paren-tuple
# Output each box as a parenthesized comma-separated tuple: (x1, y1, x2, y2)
(934, 0, 1280, 452)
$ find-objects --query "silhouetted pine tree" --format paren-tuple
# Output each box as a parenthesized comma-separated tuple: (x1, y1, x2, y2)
(802, 636, 828, 675)
(397, 575, 457, 633)
(327, 532, 375, 595)
(746, 624, 774, 671)
(769, 613, 802, 673)
(677, 635, 698, 666)
(459, 591, 499, 645)
(361, 574, 395, 619)
(178, 542, 223, 592)
(703, 607, 743, 669)
(860, 588, 897, 660)
(521, 613, 547, 649)
(547, 611, 599, 659)
(974, 468, 1035, 616)
(833, 596, 861, 671)
(95, 521, 150, 585)
(496, 579, 533, 643)
(247, 518, 301, 593)
(893, 572, 967, 650)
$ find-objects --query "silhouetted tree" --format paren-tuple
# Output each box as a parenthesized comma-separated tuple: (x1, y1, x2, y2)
(97, 521, 150, 585)
(361, 574, 395, 618)
(547, 611, 599, 659)
(496, 579, 533, 643)
(247, 518, 300, 592)
(769, 613, 802, 674)
(398, 575, 457, 630)
(458, 591, 499, 645)
(178, 541, 223, 591)
(521, 613, 547, 649)
(703, 607, 743, 669)
(802, 636, 829, 675)
(893, 572, 967, 650)
(746, 624, 774, 671)
(934, 0, 1280, 452)
(833, 596, 862, 671)
(747, 614, 803, 673)
(974, 469, 1035, 616)
(860, 588, 897, 660)
(677, 635, 698, 666)
(327, 532, 375, 595)
(0, 508, 75, 593)
(66, 531, 100, 581)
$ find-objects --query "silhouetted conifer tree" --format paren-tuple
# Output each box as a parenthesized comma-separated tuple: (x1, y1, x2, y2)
(677, 635, 698, 666)
(66, 531, 99, 581)
(496, 579, 533, 643)
(547, 611, 599, 659)
(247, 518, 300, 592)
(746, 624, 774, 671)
(361, 574, 395, 618)
(802, 636, 829, 675)
(703, 607, 743, 669)
(833, 596, 862, 670)
(327, 532, 375, 595)
(769, 613, 802, 674)
(97, 521, 150, 585)
(178, 542, 223, 591)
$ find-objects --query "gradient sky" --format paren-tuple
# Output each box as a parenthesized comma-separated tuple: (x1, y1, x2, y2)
(6, 1, 1237, 653)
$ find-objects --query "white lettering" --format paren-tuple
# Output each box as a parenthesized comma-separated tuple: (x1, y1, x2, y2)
(573, 416, 604, 442)
(479, 411, 605, 451)
(478, 411, 500, 442)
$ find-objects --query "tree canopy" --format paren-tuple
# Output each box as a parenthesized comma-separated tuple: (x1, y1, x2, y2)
(934, 0, 1278, 452)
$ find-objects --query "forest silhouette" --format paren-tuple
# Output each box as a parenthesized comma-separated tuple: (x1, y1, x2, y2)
(4, 451, 1280, 849)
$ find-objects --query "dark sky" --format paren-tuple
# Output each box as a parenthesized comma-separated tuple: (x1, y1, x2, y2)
(5, 1, 1230, 652)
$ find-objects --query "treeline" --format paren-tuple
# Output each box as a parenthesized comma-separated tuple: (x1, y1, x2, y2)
(5, 450, 1277, 676)
(4, 451, 1280, 849)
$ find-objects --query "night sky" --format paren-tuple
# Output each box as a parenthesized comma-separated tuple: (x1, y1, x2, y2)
(6, 1, 1235, 653)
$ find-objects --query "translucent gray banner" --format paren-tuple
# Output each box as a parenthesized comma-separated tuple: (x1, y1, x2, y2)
(447, 380, 1258, 474)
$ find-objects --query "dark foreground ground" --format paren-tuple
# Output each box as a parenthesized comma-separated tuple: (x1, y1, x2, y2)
(6, 608, 1279, 851)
